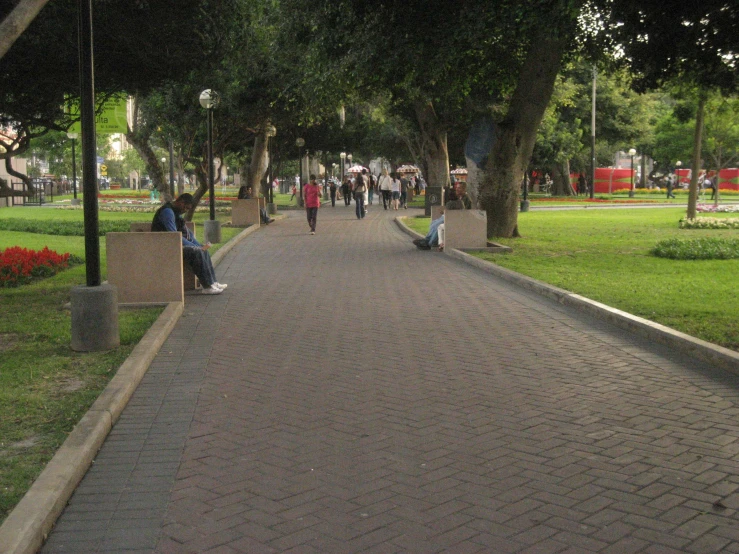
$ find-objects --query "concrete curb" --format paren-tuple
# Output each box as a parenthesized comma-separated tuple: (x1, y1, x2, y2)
(395, 216, 739, 376)
(0, 221, 263, 554)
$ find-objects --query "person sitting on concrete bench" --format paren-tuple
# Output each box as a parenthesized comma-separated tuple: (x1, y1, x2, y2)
(237, 185, 275, 225)
(152, 193, 227, 295)
(413, 181, 472, 250)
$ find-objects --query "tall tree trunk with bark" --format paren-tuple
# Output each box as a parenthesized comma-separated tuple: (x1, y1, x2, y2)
(415, 101, 449, 188)
(126, 129, 168, 199)
(479, 31, 568, 238)
(687, 93, 706, 220)
(551, 160, 575, 196)
(249, 129, 269, 197)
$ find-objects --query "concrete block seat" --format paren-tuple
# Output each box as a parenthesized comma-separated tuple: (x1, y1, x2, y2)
(106, 221, 200, 304)
(442, 209, 488, 251)
(106, 232, 184, 305)
(231, 199, 262, 227)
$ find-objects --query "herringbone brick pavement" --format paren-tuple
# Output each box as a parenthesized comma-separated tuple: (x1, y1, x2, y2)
(42, 203, 739, 553)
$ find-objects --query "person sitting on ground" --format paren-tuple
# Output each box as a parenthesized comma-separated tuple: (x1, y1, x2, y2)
(413, 181, 472, 250)
(151, 193, 227, 295)
(237, 185, 274, 224)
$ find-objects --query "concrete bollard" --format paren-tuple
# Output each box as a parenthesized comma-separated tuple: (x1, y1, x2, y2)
(71, 284, 120, 351)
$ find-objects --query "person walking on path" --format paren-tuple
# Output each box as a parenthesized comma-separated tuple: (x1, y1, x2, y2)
(151, 193, 227, 294)
(391, 172, 401, 210)
(378, 168, 393, 210)
(400, 174, 409, 209)
(368, 173, 376, 205)
(341, 176, 352, 206)
(353, 171, 367, 219)
(329, 179, 337, 207)
(666, 174, 676, 199)
(303, 174, 321, 234)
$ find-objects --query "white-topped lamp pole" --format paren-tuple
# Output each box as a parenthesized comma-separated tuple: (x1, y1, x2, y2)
(200, 89, 221, 243)
(628, 148, 636, 198)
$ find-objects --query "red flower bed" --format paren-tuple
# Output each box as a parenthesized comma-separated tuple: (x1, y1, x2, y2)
(0, 246, 72, 287)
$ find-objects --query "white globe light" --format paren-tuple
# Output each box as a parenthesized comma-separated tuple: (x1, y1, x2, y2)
(199, 89, 219, 109)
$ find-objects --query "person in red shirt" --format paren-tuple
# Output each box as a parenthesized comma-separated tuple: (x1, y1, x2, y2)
(302, 174, 322, 234)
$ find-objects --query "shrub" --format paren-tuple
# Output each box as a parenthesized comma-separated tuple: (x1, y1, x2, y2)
(0, 247, 83, 287)
(0, 218, 131, 236)
(652, 237, 739, 260)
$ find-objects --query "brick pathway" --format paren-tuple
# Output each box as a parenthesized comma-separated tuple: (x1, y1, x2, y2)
(42, 203, 739, 553)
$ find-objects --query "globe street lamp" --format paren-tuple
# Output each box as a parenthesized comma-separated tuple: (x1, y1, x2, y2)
(675, 160, 682, 189)
(266, 124, 277, 214)
(296, 137, 305, 207)
(340, 152, 346, 182)
(628, 148, 636, 198)
(200, 89, 221, 243)
(67, 132, 79, 205)
(347, 153, 353, 169)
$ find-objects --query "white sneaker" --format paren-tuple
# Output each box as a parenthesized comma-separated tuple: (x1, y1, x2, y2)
(214, 282, 228, 290)
(201, 286, 223, 295)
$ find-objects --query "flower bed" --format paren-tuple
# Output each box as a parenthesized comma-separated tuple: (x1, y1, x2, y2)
(679, 217, 739, 229)
(0, 246, 80, 287)
(696, 204, 739, 213)
(653, 237, 739, 260)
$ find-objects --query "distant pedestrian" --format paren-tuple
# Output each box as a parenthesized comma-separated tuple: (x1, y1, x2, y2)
(303, 174, 321, 234)
(578, 174, 587, 195)
(400, 174, 409, 209)
(341, 177, 352, 206)
(354, 171, 367, 219)
(666, 175, 676, 199)
(378, 169, 392, 210)
(710, 175, 718, 200)
(368, 173, 376, 205)
(329, 179, 337, 207)
(391, 172, 401, 210)
(290, 184, 297, 203)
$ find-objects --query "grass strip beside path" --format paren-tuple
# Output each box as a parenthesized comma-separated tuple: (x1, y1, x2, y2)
(405, 208, 739, 351)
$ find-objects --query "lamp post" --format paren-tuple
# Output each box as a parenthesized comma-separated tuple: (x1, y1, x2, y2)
(200, 89, 221, 243)
(676, 160, 682, 189)
(168, 137, 175, 197)
(70, 0, 119, 352)
(628, 148, 636, 198)
(296, 137, 305, 207)
(266, 124, 277, 214)
(347, 153, 353, 170)
(67, 132, 79, 204)
(340, 152, 346, 182)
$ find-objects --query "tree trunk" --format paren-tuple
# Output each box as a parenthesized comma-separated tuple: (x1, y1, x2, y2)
(687, 94, 706, 219)
(4, 157, 32, 195)
(551, 160, 575, 196)
(479, 31, 568, 238)
(248, 129, 269, 197)
(126, 130, 169, 200)
(414, 101, 449, 188)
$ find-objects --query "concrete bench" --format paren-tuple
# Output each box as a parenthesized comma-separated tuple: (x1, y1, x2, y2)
(231, 199, 261, 226)
(442, 209, 488, 251)
(130, 222, 198, 290)
(106, 232, 184, 304)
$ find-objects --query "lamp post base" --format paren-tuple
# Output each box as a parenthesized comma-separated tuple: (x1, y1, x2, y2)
(520, 200, 530, 212)
(204, 220, 222, 244)
(628, 190, 635, 198)
(71, 198, 81, 206)
(71, 284, 119, 352)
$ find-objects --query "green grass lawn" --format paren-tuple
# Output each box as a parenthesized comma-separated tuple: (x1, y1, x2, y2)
(405, 208, 739, 350)
(0, 206, 243, 523)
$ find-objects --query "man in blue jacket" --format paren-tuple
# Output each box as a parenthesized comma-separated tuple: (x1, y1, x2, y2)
(151, 193, 227, 295)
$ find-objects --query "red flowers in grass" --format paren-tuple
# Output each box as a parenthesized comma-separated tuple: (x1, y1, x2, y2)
(0, 246, 72, 287)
